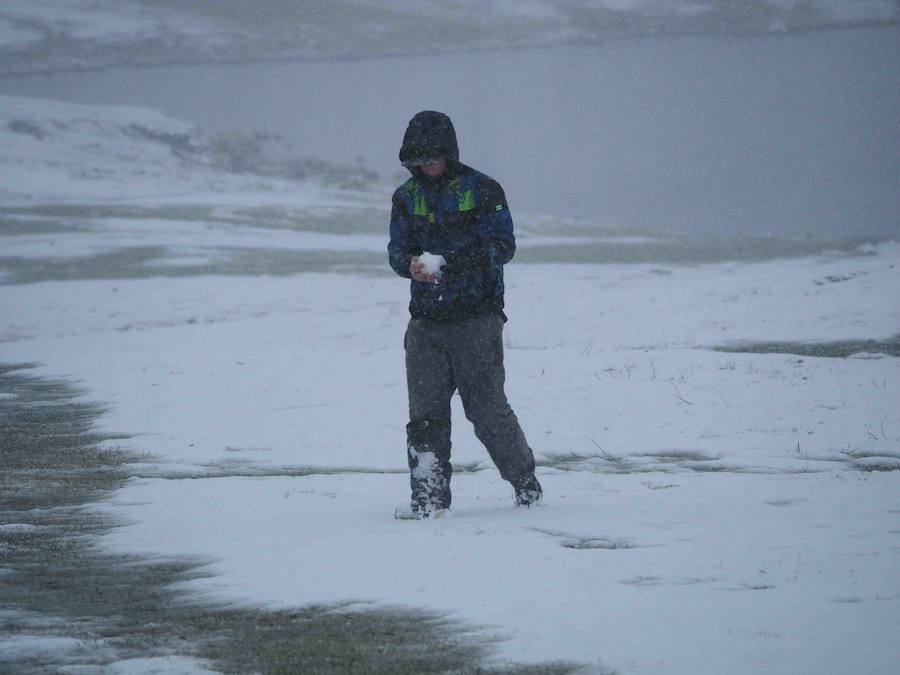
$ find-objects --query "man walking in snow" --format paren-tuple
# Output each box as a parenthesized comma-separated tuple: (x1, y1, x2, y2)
(388, 110, 542, 518)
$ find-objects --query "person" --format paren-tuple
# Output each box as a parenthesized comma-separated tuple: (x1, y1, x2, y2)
(388, 110, 542, 518)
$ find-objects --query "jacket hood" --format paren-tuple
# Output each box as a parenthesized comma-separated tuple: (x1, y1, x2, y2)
(399, 111, 459, 166)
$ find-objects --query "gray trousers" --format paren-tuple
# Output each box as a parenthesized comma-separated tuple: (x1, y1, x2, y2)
(404, 312, 535, 505)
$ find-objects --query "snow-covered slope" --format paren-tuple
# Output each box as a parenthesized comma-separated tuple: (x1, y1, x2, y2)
(1, 0, 897, 75)
(1, 95, 202, 203)
(0, 94, 368, 209)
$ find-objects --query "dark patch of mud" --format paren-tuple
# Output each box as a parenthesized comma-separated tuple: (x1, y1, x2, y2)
(0, 364, 579, 674)
(529, 529, 637, 551)
(713, 336, 900, 358)
(537, 450, 787, 475)
(135, 459, 497, 481)
(840, 449, 900, 473)
(540, 447, 899, 476)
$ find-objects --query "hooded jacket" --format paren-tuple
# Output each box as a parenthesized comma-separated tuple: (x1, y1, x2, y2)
(388, 111, 516, 321)
(398, 110, 459, 166)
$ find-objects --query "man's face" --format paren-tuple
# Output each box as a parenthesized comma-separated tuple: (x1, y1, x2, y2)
(420, 158, 447, 179)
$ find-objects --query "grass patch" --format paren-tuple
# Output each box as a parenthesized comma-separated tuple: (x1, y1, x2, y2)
(0, 246, 387, 285)
(713, 336, 900, 358)
(0, 203, 389, 235)
(0, 203, 217, 222)
(516, 235, 865, 266)
(0, 216, 95, 236)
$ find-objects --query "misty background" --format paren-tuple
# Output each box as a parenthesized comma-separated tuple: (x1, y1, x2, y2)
(2, 6, 899, 672)
(1, 1, 898, 239)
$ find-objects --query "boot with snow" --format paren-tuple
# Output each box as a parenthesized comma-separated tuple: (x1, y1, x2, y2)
(407, 501, 450, 519)
(408, 444, 452, 517)
(512, 472, 543, 507)
(394, 502, 449, 520)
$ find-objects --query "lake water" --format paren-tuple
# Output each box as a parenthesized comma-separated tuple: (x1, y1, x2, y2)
(2, 27, 898, 240)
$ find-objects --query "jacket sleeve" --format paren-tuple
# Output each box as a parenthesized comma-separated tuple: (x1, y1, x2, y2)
(388, 188, 420, 278)
(478, 178, 516, 267)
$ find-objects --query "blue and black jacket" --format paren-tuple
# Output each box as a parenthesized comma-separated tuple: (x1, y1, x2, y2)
(388, 111, 516, 322)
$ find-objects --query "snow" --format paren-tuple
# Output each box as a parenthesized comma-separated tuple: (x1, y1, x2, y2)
(102, 656, 219, 674)
(418, 252, 447, 277)
(0, 94, 344, 207)
(2, 96, 899, 673)
(410, 450, 440, 480)
(97, 471, 900, 673)
(0, 18, 42, 50)
(0, 636, 85, 661)
(0, 1, 224, 45)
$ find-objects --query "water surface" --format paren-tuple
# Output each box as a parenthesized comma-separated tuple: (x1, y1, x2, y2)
(2, 28, 898, 240)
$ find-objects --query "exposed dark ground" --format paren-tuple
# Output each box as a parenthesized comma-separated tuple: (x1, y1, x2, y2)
(0, 363, 579, 674)
(714, 336, 900, 358)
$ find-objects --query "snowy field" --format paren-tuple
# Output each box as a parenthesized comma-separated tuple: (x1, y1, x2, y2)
(1, 94, 899, 673)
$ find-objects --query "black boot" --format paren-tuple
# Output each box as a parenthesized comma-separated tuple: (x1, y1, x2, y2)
(511, 472, 542, 507)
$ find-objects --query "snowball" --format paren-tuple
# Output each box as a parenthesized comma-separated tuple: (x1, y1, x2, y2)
(418, 252, 446, 276)
(417, 252, 446, 283)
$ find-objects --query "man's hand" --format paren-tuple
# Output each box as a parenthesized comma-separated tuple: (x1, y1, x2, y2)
(410, 256, 438, 283)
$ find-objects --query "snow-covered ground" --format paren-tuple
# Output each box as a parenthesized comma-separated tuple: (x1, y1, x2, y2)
(2, 96, 899, 673)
